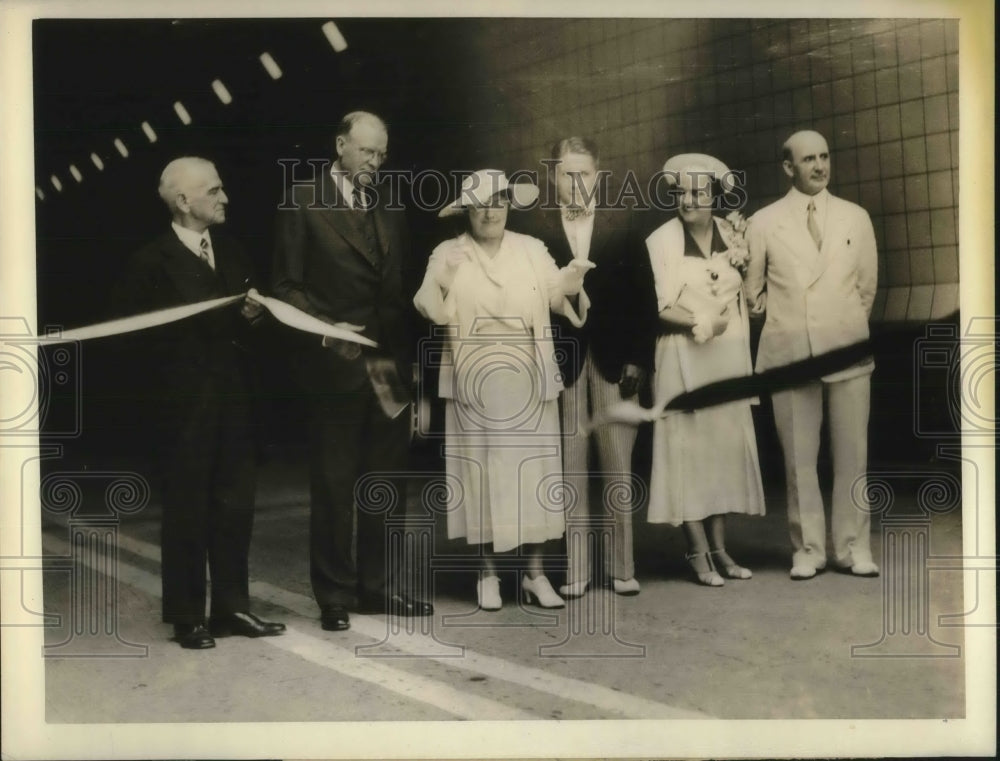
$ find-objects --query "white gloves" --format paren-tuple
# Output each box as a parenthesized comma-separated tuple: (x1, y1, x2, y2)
(557, 259, 596, 297)
(691, 308, 730, 344)
(435, 240, 474, 289)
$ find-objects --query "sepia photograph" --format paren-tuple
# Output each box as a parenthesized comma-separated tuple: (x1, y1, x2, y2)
(1, 0, 994, 758)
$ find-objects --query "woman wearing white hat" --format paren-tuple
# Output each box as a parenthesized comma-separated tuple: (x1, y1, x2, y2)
(644, 154, 765, 586)
(414, 169, 595, 610)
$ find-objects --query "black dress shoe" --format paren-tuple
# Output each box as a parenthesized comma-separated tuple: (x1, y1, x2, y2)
(210, 611, 286, 638)
(173, 623, 215, 649)
(358, 593, 434, 617)
(320, 605, 350, 631)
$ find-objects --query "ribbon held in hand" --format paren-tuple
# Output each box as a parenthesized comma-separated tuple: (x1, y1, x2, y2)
(557, 259, 596, 297)
(246, 289, 377, 347)
(584, 399, 665, 433)
(38, 294, 245, 345)
(38, 288, 379, 348)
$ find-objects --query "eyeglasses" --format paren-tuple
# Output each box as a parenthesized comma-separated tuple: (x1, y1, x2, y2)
(356, 146, 388, 163)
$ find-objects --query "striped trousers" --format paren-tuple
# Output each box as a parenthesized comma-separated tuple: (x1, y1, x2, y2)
(560, 350, 638, 585)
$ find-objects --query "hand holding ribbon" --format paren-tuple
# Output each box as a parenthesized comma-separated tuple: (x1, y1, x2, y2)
(557, 259, 596, 297)
(39, 289, 378, 348)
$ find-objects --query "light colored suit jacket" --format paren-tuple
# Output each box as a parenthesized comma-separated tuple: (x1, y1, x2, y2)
(745, 188, 878, 382)
(413, 230, 579, 403)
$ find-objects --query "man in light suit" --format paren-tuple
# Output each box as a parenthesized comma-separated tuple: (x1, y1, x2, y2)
(514, 136, 651, 597)
(745, 130, 880, 580)
(272, 111, 432, 631)
(116, 157, 285, 648)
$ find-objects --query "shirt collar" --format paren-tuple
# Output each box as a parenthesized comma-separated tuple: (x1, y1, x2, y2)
(788, 185, 829, 216)
(171, 221, 211, 253)
(330, 161, 356, 209)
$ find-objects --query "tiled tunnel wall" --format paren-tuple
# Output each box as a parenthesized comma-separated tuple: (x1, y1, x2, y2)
(461, 17, 959, 321)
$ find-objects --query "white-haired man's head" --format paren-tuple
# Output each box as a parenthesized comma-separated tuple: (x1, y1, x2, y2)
(158, 157, 228, 232)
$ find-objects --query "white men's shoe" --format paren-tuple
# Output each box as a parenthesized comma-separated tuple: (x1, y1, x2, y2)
(612, 577, 641, 595)
(790, 564, 818, 580)
(850, 560, 880, 577)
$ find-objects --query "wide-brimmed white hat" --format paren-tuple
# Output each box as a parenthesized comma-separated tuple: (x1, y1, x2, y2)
(661, 153, 737, 193)
(438, 169, 540, 218)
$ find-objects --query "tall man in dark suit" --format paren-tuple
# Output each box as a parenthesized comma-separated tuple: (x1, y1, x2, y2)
(515, 136, 651, 598)
(116, 157, 285, 649)
(272, 111, 432, 631)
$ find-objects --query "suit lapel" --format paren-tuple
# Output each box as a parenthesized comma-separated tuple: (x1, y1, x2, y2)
(211, 235, 249, 295)
(371, 205, 392, 264)
(805, 194, 848, 287)
(538, 209, 572, 267)
(159, 232, 223, 302)
(587, 208, 613, 264)
(316, 173, 381, 270)
(542, 207, 611, 265)
(774, 193, 819, 287)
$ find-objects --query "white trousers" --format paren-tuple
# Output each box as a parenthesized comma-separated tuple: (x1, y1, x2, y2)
(771, 374, 874, 569)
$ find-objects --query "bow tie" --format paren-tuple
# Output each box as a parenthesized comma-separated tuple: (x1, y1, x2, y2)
(562, 206, 594, 222)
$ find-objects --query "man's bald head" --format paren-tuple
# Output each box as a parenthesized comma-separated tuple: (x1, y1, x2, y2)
(158, 157, 228, 231)
(335, 111, 387, 140)
(781, 130, 828, 162)
(781, 130, 830, 195)
(334, 111, 389, 186)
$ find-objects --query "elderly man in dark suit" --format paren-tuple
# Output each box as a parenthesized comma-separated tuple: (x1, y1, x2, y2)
(272, 111, 432, 631)
(514, 136, 651, 598)
(116, 156, 285, 649)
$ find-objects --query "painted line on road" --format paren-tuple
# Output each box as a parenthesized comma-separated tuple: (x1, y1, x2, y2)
(248, 577, 708, 719)
(267, 627, 534, 720)
(41, 534, 533, 720)
(102, 529, 710, 720)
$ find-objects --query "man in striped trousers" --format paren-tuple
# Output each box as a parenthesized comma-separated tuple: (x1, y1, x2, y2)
(515, 136, 652, 597)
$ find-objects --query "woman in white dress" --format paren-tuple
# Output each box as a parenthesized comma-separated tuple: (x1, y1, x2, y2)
(414, 169, 594, 610)
(645, 154, 765, 586)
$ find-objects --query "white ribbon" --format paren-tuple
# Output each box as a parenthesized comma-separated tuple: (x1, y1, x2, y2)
(38, 294, 244, 344)
(584, 399, 666, 433)
(37, 289, 377, 348)
(247, 290, 377, 348)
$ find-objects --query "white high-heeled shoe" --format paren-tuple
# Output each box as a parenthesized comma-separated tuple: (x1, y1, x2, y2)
(710, 550, 752, 580)
(558, 579, 590, 598)
(476, 575, 502, 611)
(685, 552, 724, 587)
(521, 574, 565, 608)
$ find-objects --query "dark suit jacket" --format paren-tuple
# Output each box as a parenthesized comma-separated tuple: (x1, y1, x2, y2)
(513, 206, 653, 386)
(112, 228, 258, 438)
(271, 171, 412, 393)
